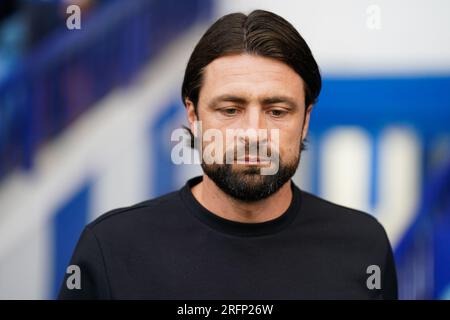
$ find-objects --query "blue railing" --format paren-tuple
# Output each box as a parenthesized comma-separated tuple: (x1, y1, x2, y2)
(394, 159, 450, 299)
(0, 0, 213, 181)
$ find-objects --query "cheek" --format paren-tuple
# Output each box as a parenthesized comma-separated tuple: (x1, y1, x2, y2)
(279, 145, 298, 159)
(201, 113, 233, 133)
(198, 122, 231, 154)
(270, 112, 304, 135)
(277, 129, 302, 155)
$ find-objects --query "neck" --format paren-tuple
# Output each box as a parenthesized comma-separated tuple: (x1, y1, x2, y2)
(191, 174, 293, 223)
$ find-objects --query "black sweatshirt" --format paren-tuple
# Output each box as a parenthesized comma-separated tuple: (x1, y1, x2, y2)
(58, 176, 398, 300)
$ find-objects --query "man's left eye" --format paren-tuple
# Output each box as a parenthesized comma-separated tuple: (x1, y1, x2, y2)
(269, 109, 287, 117)
(222, 108, 238, 116)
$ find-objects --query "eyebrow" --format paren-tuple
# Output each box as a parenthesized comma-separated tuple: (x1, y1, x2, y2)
(208, 94, 299, 110)
(261, 96, 298, 109)
(209, 95, 247, 107)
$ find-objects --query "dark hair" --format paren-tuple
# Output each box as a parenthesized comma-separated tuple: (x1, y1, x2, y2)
(181, 9, 322, 113)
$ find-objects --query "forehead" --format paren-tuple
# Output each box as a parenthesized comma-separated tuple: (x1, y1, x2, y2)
(201, 54, 304, 100)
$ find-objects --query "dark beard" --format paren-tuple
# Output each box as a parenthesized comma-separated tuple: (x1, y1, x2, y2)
(201, 155, 300, 202)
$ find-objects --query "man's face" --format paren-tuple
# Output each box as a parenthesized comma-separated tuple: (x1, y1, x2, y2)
(186, 54, 312, 202)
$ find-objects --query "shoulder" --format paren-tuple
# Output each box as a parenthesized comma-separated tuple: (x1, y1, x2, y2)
(85, 190, 184, 238)
(299, 190, 390, 246)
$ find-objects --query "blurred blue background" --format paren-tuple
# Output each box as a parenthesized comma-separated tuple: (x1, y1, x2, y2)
(0, 0, 449, 299)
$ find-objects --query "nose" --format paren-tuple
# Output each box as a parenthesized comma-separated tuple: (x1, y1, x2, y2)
(238, 105, 268, 146)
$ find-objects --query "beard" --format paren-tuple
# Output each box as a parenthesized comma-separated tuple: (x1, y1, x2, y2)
(201, 142, 303, 202)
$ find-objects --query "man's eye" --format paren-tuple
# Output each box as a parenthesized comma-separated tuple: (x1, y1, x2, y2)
(269, 109, 287, 117)
(221, 108, 239, 116)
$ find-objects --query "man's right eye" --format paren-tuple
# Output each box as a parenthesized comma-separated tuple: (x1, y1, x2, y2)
(220, 108, 239, 116)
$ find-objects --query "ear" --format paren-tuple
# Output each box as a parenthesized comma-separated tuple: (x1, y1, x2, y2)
(301, 104, 313, 140)
(185, 98, 198, 133)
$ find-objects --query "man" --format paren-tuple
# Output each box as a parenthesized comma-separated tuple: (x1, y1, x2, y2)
(59, 10, 398, 299)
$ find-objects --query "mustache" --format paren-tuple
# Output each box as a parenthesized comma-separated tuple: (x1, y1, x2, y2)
(224, 142, 277, 161)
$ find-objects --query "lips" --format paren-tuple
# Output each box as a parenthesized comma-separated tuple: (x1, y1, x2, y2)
(235, 156, 270, 164)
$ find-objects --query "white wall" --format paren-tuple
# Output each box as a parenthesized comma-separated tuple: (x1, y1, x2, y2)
(216, 0, 450, 76)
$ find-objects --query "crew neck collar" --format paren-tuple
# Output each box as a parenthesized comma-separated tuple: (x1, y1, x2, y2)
(179, 175, 302, 237)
